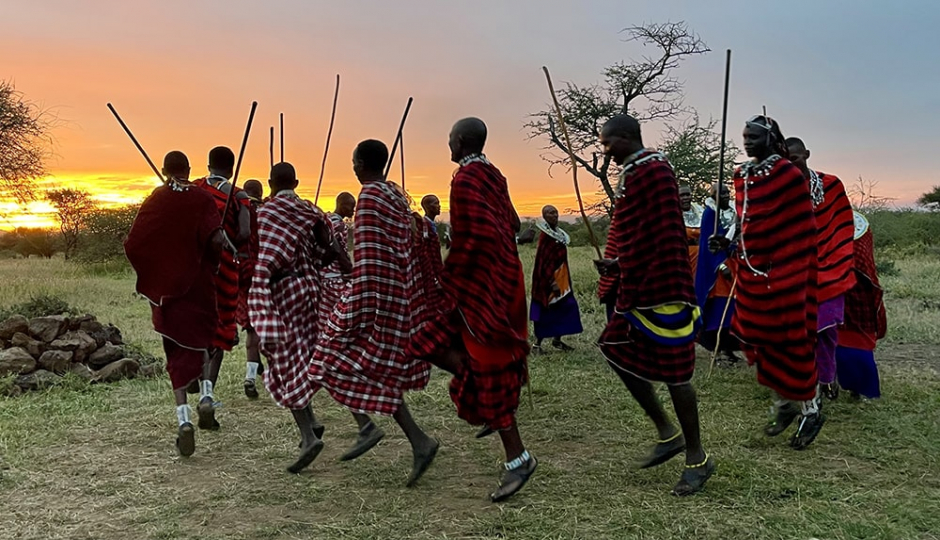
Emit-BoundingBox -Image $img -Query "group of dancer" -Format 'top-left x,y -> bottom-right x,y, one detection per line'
123,111 -> 887,501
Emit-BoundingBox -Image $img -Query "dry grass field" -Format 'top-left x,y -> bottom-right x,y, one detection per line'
1,248 -> 938,540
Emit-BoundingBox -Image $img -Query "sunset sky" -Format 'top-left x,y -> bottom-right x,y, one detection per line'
2,0 -> 938,229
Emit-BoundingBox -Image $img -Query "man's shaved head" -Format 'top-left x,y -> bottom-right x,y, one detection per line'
785,137 -> 807,152
162,151 -> 190,179
449,117 -> 488,163
599,114 -> 643,165
678,184 -> 692,195
785,136 -> 811,175
542,204 -> 559,228
335,191 -> 356,218
352,139 -> 389,180
422,194 -> 441,219
269,162 -> 298,192
208,146 -> 235,171
243,179 -> 263,199
678,184 -> 693,211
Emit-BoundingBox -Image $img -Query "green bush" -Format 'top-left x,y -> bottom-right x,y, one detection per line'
0,294 -> 80,320
866,210 -> 940,250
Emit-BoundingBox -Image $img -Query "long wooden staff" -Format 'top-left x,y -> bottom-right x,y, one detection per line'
708,276 -> 738,378
106,103 -> 165,184
384,97 -> 414,179
542,67 -> 602,259
279,112 -> 285,162
400,131 -> 406,190
269,126 -> 274,169
221,101 -> 258,222
314,74 -> 341,206
714,49 -> 731,237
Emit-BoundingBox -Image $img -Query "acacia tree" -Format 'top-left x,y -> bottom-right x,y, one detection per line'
46,188 -> 95,260
916,185 -> 940,210
0,81 -> 54,204
661,115 -> 739,203
526,21 -> 710,210
850,176 -> 895,213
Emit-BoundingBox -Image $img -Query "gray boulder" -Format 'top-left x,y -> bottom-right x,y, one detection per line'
15,369 -> 60,391
28,316 -> 69,343
52,331 -> 97,363
68,363 -> 94,381
0,347 -> 37,376
93,358 -> 139,383
38,350 -> 73,374
88,343 -> 124,369
0,315 -> 29,340
10,332 -> 43,358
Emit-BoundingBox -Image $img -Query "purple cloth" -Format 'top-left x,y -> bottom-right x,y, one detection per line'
702,297 -> 735,333
816,326 -> 839,384
531,294 -> 583,340
818,295 -> 845,331
836,346 -> 881,398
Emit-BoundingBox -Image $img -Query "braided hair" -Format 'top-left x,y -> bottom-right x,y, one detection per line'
745,115 -> 788,158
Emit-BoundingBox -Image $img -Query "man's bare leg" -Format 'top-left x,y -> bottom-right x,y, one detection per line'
490,421 -> 537,502
393,403 -> 439,487
611,367 -> 685,469
198,350 -> 221,431
668,383 -> 715,496
340,412 -> 385,461
174,386 -> 195,456
287,404 -> 325,473
243,328 -> 262,399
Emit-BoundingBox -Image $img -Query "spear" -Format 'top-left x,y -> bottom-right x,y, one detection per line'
279,112 -> 284,162
269,126 -> 274,169
221,101 -> 258,225
400,131 -> 406,190
714,50 -> 731,241
542,66 -> 602,259
384,97 -> 413,179
106,103 -> 165,184
314,74 -> 341,206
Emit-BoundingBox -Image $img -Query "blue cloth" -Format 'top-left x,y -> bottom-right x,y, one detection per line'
531,294 -> 583,339
702,297 -> 735,332
836,346 -> 881,399
695,205 -> 730,308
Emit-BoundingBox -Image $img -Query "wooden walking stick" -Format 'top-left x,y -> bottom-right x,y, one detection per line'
279,112 -> 284,162
542,66 -> 602,259
269,126 -> 274,169
384,97 -> 413,179
106,103 -> 165,184
221,101 -> 258,223
714,49 -> 731,238
400,131 -> 406,190
314,74 -> 340,206
708,277 -> 738,378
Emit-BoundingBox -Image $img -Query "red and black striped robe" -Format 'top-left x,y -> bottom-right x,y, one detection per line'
814,172 -> 856,303
409,158 -> 528,430
193,178 -> 250,351
732,156 -> 819,401
841,223 -> 887,349
597,151 -> 698,385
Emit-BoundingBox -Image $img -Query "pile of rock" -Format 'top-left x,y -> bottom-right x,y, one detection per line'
0,313 -> 156,396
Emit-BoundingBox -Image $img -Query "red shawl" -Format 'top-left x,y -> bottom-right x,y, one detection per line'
815,173 -> 856,301
440,161 -> 528,349
532,231 -> 568,307
125,184 -> 221,348
732,156 -> 818,346
125,184 -> 221,305
843,225 -> 887,342
193,177 -> 250,349
608,150 -> 695,312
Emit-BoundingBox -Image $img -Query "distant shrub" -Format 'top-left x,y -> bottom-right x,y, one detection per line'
75,205 -> 139,264
0,294 -> 79,320
866,210 -> 940,250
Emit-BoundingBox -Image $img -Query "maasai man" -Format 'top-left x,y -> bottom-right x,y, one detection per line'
240,179 -> 265,399
124,151 -> 223,456
529,205 -> 583,353
309,139 -> 439,487
192,146 -> 251,429
319,192 -> 355,324
836,212 -> 886,399
594,114 -> 713,496
410,117 -> 536,503
679,185 -> 704,276
695,183 -> 741,364
248,163 -> 337,473
787,137 -> 857,400
414,194 -> 446,327
709,116 -> 822,449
